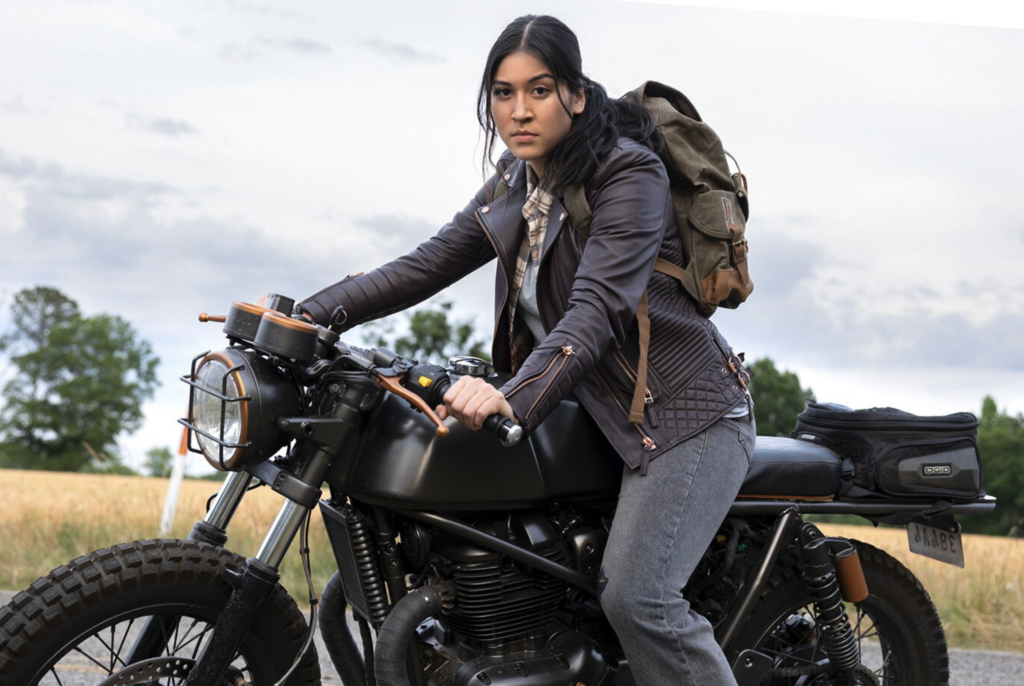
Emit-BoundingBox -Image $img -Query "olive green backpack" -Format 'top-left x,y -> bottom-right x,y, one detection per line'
566,80 -> 753,318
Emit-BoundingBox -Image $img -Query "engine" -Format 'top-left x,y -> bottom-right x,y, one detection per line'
407,512 -> 611,686
427,512 -> 571,644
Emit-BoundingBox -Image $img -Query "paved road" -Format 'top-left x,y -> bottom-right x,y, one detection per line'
3,589 -> 1021,685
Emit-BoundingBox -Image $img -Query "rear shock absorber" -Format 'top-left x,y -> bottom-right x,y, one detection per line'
799,525 -> 861,683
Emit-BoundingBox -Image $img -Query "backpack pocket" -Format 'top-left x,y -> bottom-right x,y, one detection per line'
683,190 -> 752,312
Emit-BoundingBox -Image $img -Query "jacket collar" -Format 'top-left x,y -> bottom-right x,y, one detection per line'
479,157 -> 570,275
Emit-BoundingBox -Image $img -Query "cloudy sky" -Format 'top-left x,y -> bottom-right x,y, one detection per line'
1,1 -> 1022,471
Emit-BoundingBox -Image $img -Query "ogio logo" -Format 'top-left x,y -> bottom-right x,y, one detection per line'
923,464 -> 952,477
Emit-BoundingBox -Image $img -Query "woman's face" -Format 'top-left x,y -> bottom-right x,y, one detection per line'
490,51 -> 585,180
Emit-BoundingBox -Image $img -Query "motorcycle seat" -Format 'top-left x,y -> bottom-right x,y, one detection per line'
738,436 -> 843,499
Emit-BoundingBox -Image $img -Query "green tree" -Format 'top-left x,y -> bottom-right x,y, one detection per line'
964,396 -> 1024,537
363,300 -> 489,364
145,446 -> 174,478
0,287 -> 160,471
748,357 -> 815,437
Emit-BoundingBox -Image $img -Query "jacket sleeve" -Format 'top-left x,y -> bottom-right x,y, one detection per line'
499,144 -> 670,430
299,177 -> 500,328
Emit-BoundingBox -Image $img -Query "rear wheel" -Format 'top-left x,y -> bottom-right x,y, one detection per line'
730,541 -> 948,685
0,539 -> 320,685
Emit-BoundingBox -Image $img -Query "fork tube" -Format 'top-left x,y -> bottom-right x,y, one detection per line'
187,470 -> 252,547
256,499 -> 310,569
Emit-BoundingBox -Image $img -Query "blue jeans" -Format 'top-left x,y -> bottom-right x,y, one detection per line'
599,416 -> 755,686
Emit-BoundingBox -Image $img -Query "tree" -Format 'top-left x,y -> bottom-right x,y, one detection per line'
963,396 -> 1024,537
145,446 -> 174,478
747,357 -> 815,437
0,287 -> 159,471
362,300 -> 490,364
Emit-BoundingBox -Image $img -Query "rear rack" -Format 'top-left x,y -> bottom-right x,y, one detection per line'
728,495 -> 996,517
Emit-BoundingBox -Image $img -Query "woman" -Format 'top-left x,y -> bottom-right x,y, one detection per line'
299,14 -> 754,686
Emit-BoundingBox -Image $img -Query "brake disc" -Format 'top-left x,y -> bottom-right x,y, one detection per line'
98,656 -> 194,685
96,656 -> 250,686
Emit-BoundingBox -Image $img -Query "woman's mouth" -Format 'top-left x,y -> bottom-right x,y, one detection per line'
512,131 -> 537,142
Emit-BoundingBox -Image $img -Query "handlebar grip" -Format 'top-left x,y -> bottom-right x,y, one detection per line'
483,414 -> 523,448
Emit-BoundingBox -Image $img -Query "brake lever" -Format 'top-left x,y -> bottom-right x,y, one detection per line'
375,372 -> 450,438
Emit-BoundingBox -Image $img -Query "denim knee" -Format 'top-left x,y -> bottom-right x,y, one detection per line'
598,565 -> 643,633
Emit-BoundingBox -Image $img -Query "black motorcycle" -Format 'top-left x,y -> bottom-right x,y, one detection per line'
0,296 -> 996,686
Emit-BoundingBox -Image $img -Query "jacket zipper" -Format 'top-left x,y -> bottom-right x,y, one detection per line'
595,369 -> 658,471
504,343 -> 577,421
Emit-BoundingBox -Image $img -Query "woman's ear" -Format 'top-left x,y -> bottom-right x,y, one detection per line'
573,88 -> 586,115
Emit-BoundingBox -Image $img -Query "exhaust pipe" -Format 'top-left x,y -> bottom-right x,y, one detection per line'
374,586 -> 447,686
318,573 -> 368,686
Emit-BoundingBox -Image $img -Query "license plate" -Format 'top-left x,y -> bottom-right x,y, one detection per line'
907,521 -> 965,568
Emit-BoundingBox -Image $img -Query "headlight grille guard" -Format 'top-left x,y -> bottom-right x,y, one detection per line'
178,350 -> 253,471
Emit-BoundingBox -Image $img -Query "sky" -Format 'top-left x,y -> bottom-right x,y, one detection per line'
1,1 -> 1022,473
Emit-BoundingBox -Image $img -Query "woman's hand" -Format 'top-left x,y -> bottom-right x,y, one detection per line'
437,375 -> 517,430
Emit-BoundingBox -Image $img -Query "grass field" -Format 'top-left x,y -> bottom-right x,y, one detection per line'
1,469 -> 1020,651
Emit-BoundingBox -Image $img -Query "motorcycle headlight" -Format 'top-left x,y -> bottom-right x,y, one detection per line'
185,348 -> 302,471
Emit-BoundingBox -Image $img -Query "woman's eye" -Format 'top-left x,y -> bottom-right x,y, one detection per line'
533,86 -> 550,96
493,88 -> 511,98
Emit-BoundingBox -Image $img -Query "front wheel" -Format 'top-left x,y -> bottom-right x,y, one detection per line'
730,540 -> 949,685
0,539 -> 321,685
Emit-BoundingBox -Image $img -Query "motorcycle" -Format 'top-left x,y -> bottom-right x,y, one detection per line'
0,295 -> 996,686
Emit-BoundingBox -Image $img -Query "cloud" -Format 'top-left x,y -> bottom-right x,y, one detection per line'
746,225 -> 824,298
353,214 -> 436,245
222,1 -> 301,19
257,37 -> 332,55
126,113 -> 200,137
219,43 -> 262,63
360,38 -> 443,63
0,97 -> 30,114
0,148 -> 338,333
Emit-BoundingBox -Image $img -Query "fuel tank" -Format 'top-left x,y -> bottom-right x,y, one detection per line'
332,374 -> 622,510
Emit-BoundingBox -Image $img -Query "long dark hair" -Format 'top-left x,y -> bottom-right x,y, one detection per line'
477,15 -> 661,193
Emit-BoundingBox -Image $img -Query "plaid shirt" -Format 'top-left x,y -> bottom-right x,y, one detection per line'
508,164 -> 555,371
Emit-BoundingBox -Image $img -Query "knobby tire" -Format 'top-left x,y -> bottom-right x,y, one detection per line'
0,538 -> 321,686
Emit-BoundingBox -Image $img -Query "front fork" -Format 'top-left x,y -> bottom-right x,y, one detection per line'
125,469 -> 255,665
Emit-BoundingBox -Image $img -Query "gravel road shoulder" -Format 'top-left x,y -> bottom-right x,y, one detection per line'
2,590 -> 1020,685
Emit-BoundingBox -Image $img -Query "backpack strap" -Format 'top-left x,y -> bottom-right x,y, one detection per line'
562,183 -> 592,239
629,292 -> 651,425
653,257 -> 687,283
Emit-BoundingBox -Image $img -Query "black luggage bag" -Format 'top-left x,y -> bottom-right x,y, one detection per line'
793,403 -> 983,499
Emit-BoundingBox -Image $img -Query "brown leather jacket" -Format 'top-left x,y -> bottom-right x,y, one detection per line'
300,139 -> 748,470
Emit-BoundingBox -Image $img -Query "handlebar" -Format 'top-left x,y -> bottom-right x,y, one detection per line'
400,362 -> 523,447
482,414 -> 524,447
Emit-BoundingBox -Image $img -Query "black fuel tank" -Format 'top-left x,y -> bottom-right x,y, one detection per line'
334,375 -> 622,510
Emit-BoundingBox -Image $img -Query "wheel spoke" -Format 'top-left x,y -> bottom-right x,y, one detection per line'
172,621 -> 214,657
71,644 -> 115,674
49,667 -> 65,686
114,617 -> 136,664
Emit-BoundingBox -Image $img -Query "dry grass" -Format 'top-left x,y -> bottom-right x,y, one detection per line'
0,469 -> 335,602
1,470 -> 1020,651
818,522 -> 1024,652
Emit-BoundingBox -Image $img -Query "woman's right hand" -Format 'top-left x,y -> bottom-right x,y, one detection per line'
438,375 -> 517,431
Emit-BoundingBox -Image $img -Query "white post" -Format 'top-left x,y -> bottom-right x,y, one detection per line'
158,428 -> 188,537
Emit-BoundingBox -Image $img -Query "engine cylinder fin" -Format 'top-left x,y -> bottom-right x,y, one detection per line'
443,544 -> 571,642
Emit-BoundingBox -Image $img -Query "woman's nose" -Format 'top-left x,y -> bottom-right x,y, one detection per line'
511,97 -> 531,121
